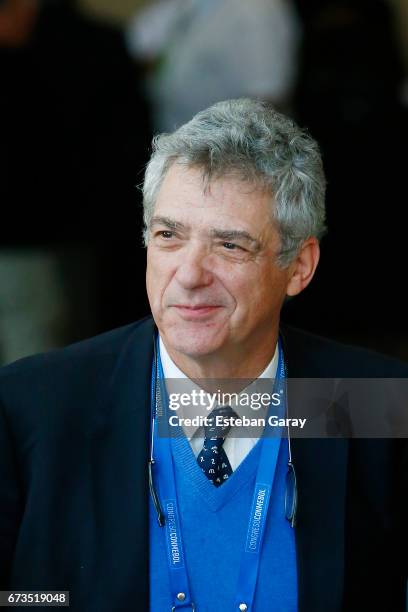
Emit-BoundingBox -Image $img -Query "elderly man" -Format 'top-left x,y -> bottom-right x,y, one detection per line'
0,99 -> 407,611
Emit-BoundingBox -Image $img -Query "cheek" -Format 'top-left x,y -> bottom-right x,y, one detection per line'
146,251 -> 177,309
229,267 -> 287,316
146,252 -> 165,304
214,265 -> 243,296
213,268 -> 258,317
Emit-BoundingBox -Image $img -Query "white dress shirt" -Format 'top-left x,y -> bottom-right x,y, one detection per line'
159,336 -> 278,471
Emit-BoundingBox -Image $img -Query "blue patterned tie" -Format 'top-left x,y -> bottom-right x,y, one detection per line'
197,405 -> 235,487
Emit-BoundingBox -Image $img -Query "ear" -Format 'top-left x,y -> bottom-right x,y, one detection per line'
286,237 -> 320,297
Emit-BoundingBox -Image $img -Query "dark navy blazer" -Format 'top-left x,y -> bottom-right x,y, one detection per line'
0,317 -> 407,611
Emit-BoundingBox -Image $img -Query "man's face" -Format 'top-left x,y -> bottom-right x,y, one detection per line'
146,164 -> 293,361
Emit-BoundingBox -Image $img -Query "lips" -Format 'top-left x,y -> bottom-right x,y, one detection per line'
172,304 -> 222,320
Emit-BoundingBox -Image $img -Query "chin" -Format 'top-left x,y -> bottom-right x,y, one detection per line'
163,324 -> 226,358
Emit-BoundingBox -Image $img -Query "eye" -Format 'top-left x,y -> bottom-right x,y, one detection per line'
157,230 -> 174,239
223,242 -> 241,250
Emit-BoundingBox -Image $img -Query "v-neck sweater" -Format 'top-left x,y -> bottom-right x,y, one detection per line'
149,431 -> 298,611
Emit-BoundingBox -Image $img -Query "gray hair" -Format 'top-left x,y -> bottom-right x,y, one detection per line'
142,98 -> 326,266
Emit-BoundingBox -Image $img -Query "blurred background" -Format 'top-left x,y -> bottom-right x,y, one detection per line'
1,0 -> 407,366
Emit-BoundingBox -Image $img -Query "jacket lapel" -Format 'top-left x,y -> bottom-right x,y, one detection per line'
291,437 -> 348,612
91,317 -> 155,609
281,324 -> 349,612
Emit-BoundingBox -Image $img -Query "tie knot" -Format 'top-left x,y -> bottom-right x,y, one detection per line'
203,405 -> 236,442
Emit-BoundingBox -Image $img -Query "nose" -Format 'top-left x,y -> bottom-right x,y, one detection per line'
174,242 -> 214,290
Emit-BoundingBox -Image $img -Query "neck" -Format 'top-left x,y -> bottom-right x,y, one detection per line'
161,328 -> 280,381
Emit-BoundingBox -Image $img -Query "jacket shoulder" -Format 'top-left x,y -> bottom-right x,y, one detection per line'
280,324 -> 408,377
0,317 -> 155,422
0,317 -> 153,380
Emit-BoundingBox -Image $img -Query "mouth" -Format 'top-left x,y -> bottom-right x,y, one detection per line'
172,304 -> 222,320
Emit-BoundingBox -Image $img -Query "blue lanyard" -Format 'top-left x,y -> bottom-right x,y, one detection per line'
152,357 -> 194,610
151,338 -> 287,611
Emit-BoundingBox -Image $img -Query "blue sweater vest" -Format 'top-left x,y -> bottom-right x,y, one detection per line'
150,434 -> 298,611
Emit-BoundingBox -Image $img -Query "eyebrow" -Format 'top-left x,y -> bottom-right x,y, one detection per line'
150,216 -> 186,232
209,228 -> 260,249
150,216 -> 260,249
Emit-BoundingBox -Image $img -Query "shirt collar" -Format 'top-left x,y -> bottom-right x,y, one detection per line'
159,336 -> 279,442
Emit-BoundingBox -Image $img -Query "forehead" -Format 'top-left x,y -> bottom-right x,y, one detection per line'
153,164 -> 273,231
